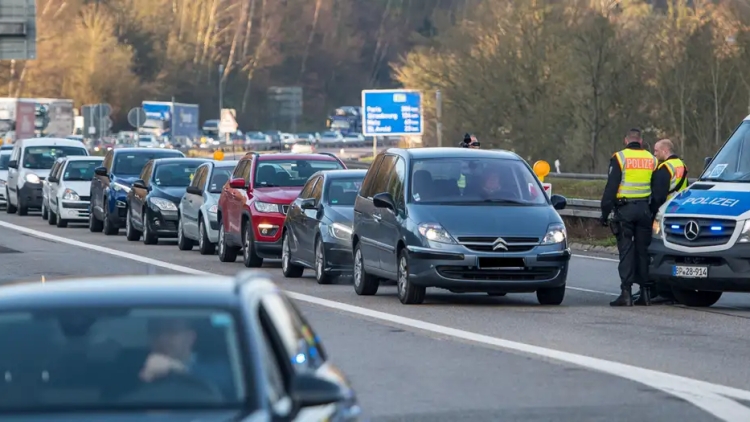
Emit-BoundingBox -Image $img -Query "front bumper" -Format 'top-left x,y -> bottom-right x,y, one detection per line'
18,182 -> 43,208
255,237 -> 283,258
59,201 -> 90,220
146,207 -> 179,237
0,183 -> 6,204
251,212 -> 285,257
205,213 -> 220,243
108,193 -> 129,225
324,241 -> 353,273
405,245 -> 570,293
649,238 -> 750,292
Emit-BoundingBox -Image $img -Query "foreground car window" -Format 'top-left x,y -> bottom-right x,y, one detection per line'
63,160 -> 101,181
113,153 -> 181,175
0,308 -> 248,411
327,178 -> 363,206
22,147 -> 87,170
208,168 -> 233,193
411,158 -> 547,205
256,159 -> 344,187
154,163 -> 201,187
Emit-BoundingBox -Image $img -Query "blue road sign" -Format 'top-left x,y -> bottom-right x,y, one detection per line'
361,89 -> 423,137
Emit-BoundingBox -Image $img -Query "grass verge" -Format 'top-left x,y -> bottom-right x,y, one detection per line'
546,177 -> 605,200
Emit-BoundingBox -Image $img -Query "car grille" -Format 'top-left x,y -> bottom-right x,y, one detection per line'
663,217 -> 736,247
78,195 -> 90,202
456,236 -> 539,253
281,205 -> 290,215
436,266 -> 559,281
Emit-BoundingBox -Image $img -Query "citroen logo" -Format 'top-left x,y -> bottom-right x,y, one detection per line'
492,237 -> 508,251
684,220 -> 700,241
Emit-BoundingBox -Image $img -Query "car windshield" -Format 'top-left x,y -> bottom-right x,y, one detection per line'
113,152 -> 183,176
702,121 -> 750,182
321,132 -> 339,138
22,146 -> 87,170
63,160 -> 101,181
330,120 -> 350,130
327,177 -> 363,206
410,157 -> 548,205
296,133 -> 312,139
208,168 -> 233,193
0,153 -> 9,170
246,133 -> 266,141
255,159 -> 344,187
153,162 -> 201,187
295,141 -> 311,146
0,307 -> 247,412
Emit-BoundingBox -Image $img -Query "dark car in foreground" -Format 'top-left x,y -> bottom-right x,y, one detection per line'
282,169 -> 366,283
351,148 -> 571,305
0,271 -> 361,421
125,158 -> 208,244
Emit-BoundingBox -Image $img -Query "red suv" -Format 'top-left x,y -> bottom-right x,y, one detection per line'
217,152 -> 347,266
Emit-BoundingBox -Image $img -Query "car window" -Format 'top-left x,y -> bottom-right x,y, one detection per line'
208,167 -> 232,193
113,152 -> 182,176
48,161 -> 62,179
189,166 -> 205,189
139,161 -> 153,184
310,177 -> 323,204
153,162 -> 201,188
298,176 -> 318,199
327,177 -> 364,206
64,160 -> 101,181
22,146 -> 87,170
370,155 -> 396,195
241,159 -> 253,182
0,307 -> 248,410
411,157 -> 548,205
0,152 -> 11,170
102,151 -> 114,171
255,159 -> 343,188
196,167 -> 209,191
359,154 -> 384,198
387,157 -> 406,210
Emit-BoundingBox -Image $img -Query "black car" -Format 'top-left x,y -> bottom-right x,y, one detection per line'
125,158 -> 208,244
0,271 -> 361,421
90,147 -> 185,235
281,170 -> 367,284
351,148 -> 570,305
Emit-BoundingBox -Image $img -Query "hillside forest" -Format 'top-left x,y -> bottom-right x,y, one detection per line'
2,0 -> 750,171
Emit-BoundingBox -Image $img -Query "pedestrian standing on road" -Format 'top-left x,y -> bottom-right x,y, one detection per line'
651,138 -> 688,210
600,128 -> 658,307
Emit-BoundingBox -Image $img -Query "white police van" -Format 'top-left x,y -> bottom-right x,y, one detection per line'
649,117 -> 750,307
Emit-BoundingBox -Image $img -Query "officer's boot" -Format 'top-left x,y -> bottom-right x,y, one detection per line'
610,287 -> 633,307
634,285 -> 651,306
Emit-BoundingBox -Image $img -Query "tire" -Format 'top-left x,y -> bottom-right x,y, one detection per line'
125,207 -> 141,241
5,188 -> 16,214
671,287 -> 722,307
314,237 -> 333,284
537,285 -> 566,305
281,230 -> 304,278
242,221 -> 263,268
48,209 -> 57,225
396,249 -> 425,304
142,211 -> 158,245
56,213 -> 68,228
177,217 -> 194,251
102,202 -> 118,235
17,194 -> 27,216
89,208 -> 104,232
353,243 -> 379,296
41,201 -> 48,220
198,219 -> 215,255
218,220 -> 238,262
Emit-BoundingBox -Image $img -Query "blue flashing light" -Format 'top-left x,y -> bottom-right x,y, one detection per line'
710,226 -> 722,231
294,353 -> 306,364
671,225 -> 680,229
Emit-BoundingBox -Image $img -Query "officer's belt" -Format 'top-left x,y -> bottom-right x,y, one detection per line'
615,198 -> 649,206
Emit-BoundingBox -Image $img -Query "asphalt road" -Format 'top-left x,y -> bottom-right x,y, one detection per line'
2,211 -> 750,421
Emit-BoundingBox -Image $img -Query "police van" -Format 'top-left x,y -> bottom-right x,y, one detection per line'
649,117 -> 750,307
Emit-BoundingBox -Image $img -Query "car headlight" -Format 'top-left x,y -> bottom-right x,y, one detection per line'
62,189 -> 80,201
738,220 -> 750,243
652,213 -> 663,239
541,223 -> 566,245
417,223 -> 456,244
208,204 -> 218,214
330,222 -> 352,240
24,173 -> 40,184
150,197 -> 177,211
112,182 -> 131,193
0,179 -> 5,187
254,201 -> 280,213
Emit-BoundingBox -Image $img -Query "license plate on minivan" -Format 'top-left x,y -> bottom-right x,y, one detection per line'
672,265 -> 708,278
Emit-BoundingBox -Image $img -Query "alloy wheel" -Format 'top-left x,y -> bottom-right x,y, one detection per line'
353,249 -> 362,288
316,241 -> 324,279
282,235 -> 290,272
199,221 -> 205,249
218,226 -> 225,255
398,255 -> 408,298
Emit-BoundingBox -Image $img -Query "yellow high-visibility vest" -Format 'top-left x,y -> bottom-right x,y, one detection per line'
659,157 -> 688,200
614,148 -> 657,198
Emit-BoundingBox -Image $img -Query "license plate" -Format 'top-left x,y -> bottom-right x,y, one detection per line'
672,265 -> 708,278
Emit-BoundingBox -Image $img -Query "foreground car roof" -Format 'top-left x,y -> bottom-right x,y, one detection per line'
325,169 -> 367,178
258,153 -> 338,161
401,147 -> 521,160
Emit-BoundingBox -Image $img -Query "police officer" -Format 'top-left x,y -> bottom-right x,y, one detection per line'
651,138 -> 688,210
460,133 -> 480,148
600,128 -> 658,307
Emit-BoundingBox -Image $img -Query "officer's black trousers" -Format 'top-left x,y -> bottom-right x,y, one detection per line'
614,201 -> 652,290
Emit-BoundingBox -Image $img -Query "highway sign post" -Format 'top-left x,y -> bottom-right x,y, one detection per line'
127,107 -> 146,130
219,108 -> 237,147
0,0 -> 37,60
361,89 -> 423,137
82,103 -> 113,140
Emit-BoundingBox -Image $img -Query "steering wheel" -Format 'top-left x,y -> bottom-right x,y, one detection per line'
120,372 -> 223,404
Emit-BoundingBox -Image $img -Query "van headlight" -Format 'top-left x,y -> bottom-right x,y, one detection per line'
24,173 -> 40,184
330,222 -> 352,240
652,213 -> 663,238
149,197 -> 177,211
738,220 -> 750,243
541,223 -> 566,245
418,223 -> 456,244
62,189 -> 80,201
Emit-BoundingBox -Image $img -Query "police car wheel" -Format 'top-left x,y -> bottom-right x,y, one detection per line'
671,288 -> 722,308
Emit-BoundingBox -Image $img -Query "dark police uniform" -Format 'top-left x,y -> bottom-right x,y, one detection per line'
651,155 -> 688,213
600,142 -> 658,306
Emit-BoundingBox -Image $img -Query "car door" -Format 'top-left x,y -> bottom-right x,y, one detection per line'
182,164 -> 207,238
6,143 -> 21,202
287,176 -> 318,261
300,176 -> 324,262
225,160 -> 250,237
44,160 -> 61,211
360,155 -> 396,273
355,155 -> 385,271
130,160 -> 153,229
377,157 -> 407,275
92,150 -> 113,219
48,160 -> 65,213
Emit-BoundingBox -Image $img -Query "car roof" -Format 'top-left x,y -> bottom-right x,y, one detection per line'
113,147 -> 184,155
17,138 -> 88,148
151,157 -> 209,165
211,160 -> 239,168
62,155 -> 103,162
256,153 -> 338,162
0,274 -> 275,310
324,169 -> 367,179
396,147 -> 521,160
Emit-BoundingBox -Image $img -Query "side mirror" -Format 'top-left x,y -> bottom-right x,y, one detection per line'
186,186 -> 202,195
290,372 -> 347,409
47,176 -> 58,183
7,160 -> 17,169
300,198 -> 317,210
704,156 -> 712,170
373,192 -> 395,210
229,177 -> 246,189
550,194 -> 567,210
94,166 -> 109,177
132,179 -> 147,189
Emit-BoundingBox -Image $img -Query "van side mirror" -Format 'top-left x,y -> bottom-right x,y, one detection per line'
94,166 -> 109,177
132,179 -> 147,189
7,160 -> 17,169
704,156 -> 712,170
550,194 -> 567,210
373,192 -> 395,210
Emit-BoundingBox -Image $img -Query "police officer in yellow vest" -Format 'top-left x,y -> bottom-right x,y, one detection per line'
600,128 -> 658,307
651,138 -> 688,209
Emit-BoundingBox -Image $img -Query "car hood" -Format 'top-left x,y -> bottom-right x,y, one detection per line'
253,186 -> 303,204
60,181 -> 92,196
152,186 -> 189,204
0,170 -> 7,181
413,204 -> 559,238
112,175 -> 140,186
1,410 -> 259,422
23,168 -> 52,179
329,205 -> 354,224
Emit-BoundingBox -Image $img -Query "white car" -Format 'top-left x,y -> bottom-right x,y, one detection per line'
280,133 -> 296,149
291,140 -> 315,154
43,155 -> 103,227
0,146 -> 12,206
318,131 -> 344,146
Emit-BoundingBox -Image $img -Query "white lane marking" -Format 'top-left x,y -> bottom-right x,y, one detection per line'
566,286 -> 618,296
574,254 -> 619,263
2,220 -> 750,421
